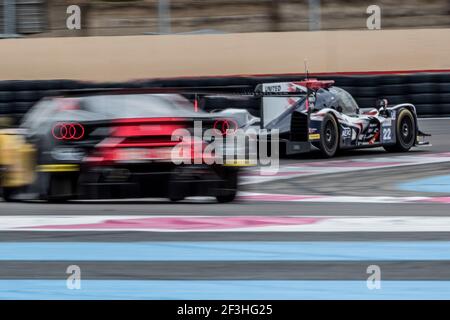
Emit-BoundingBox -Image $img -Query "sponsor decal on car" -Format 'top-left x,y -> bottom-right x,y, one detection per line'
263,85 -> 282,92
391,110 -> 397,120
382,127 -> 393,142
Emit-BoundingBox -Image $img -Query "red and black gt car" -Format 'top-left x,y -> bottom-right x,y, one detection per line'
0,91 -> 245,203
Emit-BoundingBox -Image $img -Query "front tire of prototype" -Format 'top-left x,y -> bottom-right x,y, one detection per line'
317,114 -> 339,158
384,109 -> 416,153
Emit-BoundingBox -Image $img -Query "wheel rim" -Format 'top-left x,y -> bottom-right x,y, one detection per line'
324,121 -> 336,150
400,115 -> 414,145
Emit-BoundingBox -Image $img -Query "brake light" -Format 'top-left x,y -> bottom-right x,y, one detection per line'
52,122 -> 85,140
113,124 -> 185,137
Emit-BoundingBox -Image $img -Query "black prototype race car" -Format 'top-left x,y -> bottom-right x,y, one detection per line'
200,78 -> 431,157
261,79 -> 430,157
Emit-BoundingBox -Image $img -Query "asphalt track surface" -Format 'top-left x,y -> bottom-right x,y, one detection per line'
1,119 -> 450,299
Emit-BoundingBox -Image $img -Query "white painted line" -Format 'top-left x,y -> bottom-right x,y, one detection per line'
267,216 -> 450,232
238,192 -> 447,204
419,117 -> 450,120
1,215 -> 450,232
241,152 -> 450,185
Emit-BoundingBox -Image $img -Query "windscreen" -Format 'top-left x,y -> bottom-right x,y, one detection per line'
82,94 -> 200,118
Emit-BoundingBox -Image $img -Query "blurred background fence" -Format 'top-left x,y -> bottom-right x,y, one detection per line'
2,0 -> 450,37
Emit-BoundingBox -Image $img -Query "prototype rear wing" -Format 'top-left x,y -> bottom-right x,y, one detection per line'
256,82 -> 308,127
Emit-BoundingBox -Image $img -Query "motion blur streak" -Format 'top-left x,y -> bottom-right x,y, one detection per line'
0,118 -> 449,299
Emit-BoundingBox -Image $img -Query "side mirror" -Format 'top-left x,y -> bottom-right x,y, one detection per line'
375,98 -> 388,110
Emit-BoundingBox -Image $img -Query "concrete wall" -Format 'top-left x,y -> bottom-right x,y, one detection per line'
1,29 -> 450,81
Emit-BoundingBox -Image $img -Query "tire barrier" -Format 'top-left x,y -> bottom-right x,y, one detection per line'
1,72 -> 450,123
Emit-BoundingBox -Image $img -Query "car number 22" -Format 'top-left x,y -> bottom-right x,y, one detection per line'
382,127 -> 392,142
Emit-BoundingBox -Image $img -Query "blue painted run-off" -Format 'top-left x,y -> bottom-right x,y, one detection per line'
1,241 -> 450,261
1,280 -> 450,300
398,175 -> 450,193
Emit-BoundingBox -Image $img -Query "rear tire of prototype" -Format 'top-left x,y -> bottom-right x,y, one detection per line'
317,114 -> 339,158
383,109 -> 416,153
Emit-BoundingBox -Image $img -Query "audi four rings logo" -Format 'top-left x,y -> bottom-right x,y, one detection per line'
52,123 -> 85,140
213,119 -> 238,135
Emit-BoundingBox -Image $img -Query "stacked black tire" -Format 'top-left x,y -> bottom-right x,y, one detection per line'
1,72 -> 450,122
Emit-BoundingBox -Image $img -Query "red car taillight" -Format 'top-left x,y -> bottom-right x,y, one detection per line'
112,118 -> 187,137
113,123 -> 186,137
52,122 -> 85,141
